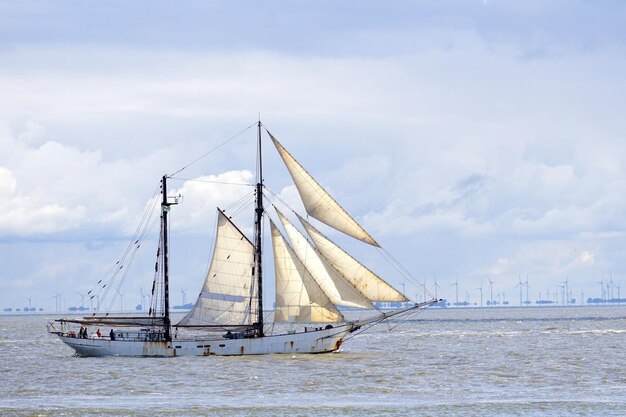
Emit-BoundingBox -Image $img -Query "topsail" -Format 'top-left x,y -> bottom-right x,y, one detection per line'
269,132 -> 379,247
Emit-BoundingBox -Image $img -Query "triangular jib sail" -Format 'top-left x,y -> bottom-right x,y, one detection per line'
298,214 -> 407,302
269,131 -> 379,247
178,209 -> 256,327
271,220 -> 343,323
275,208 -> 374,309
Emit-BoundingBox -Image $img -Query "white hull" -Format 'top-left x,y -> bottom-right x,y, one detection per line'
54,325 -> 355,357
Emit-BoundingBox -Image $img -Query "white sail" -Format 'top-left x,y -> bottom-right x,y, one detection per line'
271,221 -> 343,323
177,210 -> 255,326
275,209 -> 374,309
269,132 -> 379,247
298,214 -> 408,302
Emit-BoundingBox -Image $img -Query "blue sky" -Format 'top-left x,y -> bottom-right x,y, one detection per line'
1,1 -> 625,310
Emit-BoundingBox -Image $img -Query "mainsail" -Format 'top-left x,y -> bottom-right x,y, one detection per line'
271,221 -> 343,323
269,132 -> 379,247
275,209 -> 374,309
178,210 -> 256,326
298,214 -> 407,302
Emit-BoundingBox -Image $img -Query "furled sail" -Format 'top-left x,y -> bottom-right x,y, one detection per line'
269,132 -> 379,247
298,214 -> 408,302
275,209 -> 374,309
58,316 -> 166,327
177,210 -> 256,326
271,220 -> 343,323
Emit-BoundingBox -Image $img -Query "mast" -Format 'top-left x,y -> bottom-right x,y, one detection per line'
161,175 -> 171,341
254,120 -> 264,336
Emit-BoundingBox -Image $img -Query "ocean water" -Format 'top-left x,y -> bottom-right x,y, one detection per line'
1,306 -> 625,416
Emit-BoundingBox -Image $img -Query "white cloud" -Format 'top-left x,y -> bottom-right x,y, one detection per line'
0,164 -> 86,236
484,258 -> 513,277
272,184 -> 305,217
0,166 -> 17,195
168,171 -> 255,232
578,251 -> 595,265
0,123 -> 168,237
0,3 -> 625,306
17,120 -> 46,145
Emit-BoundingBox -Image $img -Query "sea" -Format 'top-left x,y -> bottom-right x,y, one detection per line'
1,306 -> 624,416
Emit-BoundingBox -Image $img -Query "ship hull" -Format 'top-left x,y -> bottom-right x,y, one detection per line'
54,325 -> 354,357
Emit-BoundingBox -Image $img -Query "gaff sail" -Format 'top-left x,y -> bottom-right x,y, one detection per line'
177,209 -> 256,327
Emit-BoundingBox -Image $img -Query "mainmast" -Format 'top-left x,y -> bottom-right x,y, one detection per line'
161,175 -> 171,341
254,120 -> 264,336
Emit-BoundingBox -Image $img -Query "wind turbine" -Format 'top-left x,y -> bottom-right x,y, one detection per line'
477,281 -> 484,307
515,276 -> 524,306
524,276 -> 530,305
488,278 -> 495,307
91,294 -> 100,312
139,287 -> 147,311
557,284 -> 565,305
181,288 -> 187,305
117,290 -> 125,311
597,279 -> 605,302
76,291 -> 85,309
433,277 -> 440,301
452,277 -> 459,305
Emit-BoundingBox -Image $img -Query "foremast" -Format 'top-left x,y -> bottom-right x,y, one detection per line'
253,120 -> 264,337
161,175 -> 172,341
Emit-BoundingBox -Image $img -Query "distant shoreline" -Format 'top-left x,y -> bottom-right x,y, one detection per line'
2,303 -> 625,318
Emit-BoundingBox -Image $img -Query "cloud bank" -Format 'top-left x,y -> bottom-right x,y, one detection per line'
1,1 -> 625,308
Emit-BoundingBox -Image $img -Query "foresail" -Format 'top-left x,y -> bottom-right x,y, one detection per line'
298,214 -> 408,302
177,210 -> 256,327
275,209 -> 374,309
269,132 -> 379,247
271,221 -> 343,323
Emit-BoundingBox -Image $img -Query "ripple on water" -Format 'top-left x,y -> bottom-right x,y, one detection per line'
1,307 -> 625,416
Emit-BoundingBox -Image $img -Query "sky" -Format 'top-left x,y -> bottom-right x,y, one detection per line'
1,0 -> 625,311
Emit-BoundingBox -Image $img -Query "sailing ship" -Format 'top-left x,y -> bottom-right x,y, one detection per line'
48,122 -> 437,356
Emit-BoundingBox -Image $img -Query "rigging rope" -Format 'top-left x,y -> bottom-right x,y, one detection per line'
376,247 -> 435,302
262,189 -> 385,315
169,122 -> 257,177
343,304 -> 430,342
168,176 -> 254,187
87,182 -> 161,315
263,185 -> 430,308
